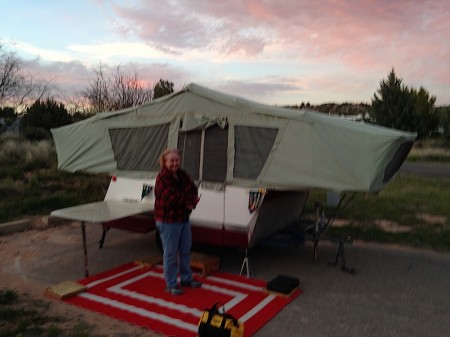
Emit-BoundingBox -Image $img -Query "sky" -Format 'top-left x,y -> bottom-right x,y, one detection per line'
1,0 -> 449,106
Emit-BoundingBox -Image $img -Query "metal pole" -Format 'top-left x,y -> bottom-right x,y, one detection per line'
81,221 -> 89,277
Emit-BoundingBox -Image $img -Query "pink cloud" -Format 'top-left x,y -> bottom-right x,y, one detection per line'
214,79 -> 301,99
108,0 -> 449,65
19,58 -> 192,102
11,0 -> 448,106
100,0 -> 449,104
111,0 -> 273,55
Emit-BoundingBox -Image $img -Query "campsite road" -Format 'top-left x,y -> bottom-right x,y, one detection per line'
1,223 -> 449,337
244,240 -> 450,337
399,161 -> 450,179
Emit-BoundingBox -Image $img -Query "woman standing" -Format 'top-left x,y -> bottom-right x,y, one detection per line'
154,149 -> 202,295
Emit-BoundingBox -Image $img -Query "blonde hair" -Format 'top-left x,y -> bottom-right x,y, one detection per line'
159,148 -> 180,169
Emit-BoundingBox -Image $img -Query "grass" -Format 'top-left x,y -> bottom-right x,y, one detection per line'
0,289 -> 102,337
408,147 -> 450,163
0,133 -> 109,223
298,137 -> 450,251
303,174 -> 450,251
408,137 -> 450,163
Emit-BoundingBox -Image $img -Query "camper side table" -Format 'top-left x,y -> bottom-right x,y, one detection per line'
51,200 -> 154,277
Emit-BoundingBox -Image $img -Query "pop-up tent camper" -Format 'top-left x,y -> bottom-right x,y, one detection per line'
51,83 -> 416,252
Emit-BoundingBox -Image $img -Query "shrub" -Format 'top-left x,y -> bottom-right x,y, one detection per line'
0,131 -> 21,143
0,138 -> 55,167
22,126 -> 52,141
20,98 -> 72,132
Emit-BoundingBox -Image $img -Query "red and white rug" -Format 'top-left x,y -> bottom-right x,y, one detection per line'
64,262 -> 301,337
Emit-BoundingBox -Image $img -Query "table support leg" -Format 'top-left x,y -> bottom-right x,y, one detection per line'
81,221 -> 89,277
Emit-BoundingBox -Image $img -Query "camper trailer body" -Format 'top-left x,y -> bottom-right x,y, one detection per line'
49,84 -> 416,277
101,176 -> 308,249
50,83 -> 416,251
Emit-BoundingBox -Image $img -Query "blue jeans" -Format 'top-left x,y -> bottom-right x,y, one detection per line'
156,221 -> 193,288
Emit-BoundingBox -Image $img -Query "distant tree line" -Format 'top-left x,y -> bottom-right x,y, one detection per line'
78,63 -> 174,114
1,41 -> 449,142
0,41 -> 175,138
285,102 -> 370,117
286,69 -> 448,140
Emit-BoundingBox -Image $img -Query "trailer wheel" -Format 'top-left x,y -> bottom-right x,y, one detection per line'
155,228 -> 163,253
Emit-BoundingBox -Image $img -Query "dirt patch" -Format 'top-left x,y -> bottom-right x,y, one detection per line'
374,219 -> 412,233
329,218 -> 350,227
0,225 -> 163,337
416,213 -> 447,225
330,218 -> 412,233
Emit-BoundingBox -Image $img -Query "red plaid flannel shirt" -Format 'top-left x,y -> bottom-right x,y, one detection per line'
154,167 -> 198,223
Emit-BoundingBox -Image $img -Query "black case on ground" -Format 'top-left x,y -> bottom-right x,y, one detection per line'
266,274 -> 299,294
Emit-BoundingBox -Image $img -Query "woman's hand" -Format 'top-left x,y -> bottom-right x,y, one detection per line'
187,194 -> 201,210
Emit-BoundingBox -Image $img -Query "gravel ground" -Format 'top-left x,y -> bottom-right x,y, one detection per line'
1,222 -> 450,337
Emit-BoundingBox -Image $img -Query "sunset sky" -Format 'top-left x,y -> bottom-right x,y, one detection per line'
1,0 -> 449,106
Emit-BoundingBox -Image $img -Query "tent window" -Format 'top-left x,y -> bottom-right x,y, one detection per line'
234,126 -> 278,179
177,125 -> 228,183
109,124 -> 169,171
177,132 -> 201,180
203,125 -> 228,182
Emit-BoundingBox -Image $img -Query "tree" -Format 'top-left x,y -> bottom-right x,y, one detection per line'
436,106 -> 450,141
367,68 -> 438,138
110,65 -> 153,110
21,98 -> 72,133
410,87 -> 439,138
444,106 -> 450,141
0,44 -> 22,105
0,106 -> 17,132
1,42 -> 53,107
81,63 -> 110,113
153,79 -> 174,99
81,63 -> 153,113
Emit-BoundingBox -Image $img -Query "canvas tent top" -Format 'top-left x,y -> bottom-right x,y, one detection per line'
51,83 -> 416,193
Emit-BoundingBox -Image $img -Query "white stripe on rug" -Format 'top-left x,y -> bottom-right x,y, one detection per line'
79,292 -> 198,333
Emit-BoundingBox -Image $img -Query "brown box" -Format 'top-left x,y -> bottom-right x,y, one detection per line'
190,251 -> 220,277
45,281 -> 87,300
